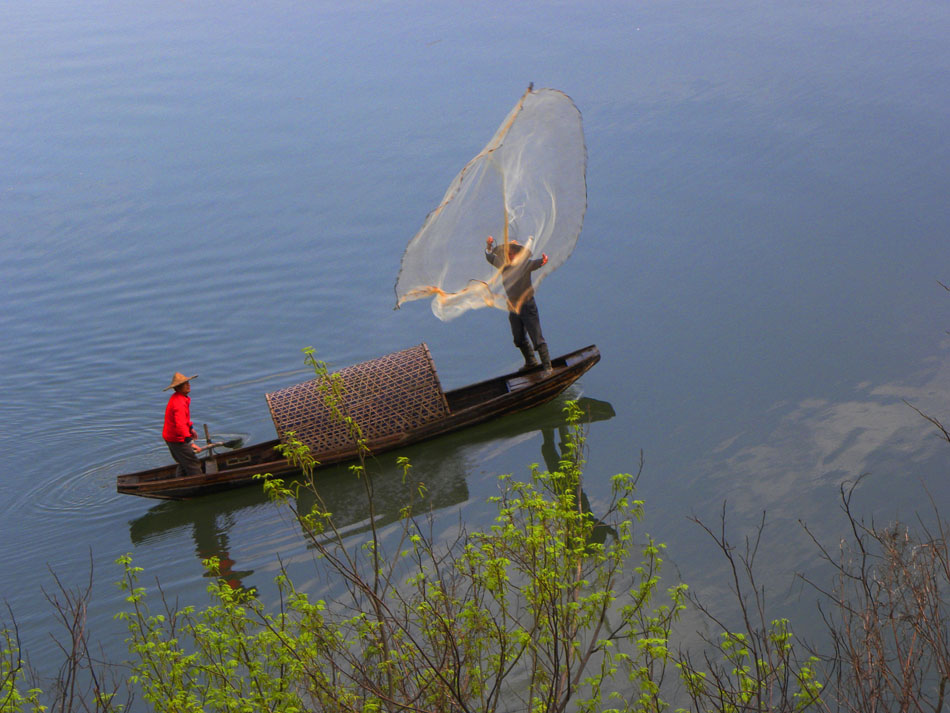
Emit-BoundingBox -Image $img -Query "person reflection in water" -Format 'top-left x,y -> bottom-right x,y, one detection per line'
541,425 -> 617,547
485,235 -> 552,373
192,511 -> 255,593
162,372 -> 203,477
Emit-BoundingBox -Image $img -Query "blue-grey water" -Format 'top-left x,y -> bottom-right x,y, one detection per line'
2,0 -> 949,699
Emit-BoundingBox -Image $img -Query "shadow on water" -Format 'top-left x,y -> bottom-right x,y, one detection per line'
540,420 -> 618,549
128,393 -> 616,585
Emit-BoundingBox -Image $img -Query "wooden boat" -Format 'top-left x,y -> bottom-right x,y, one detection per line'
116,343 -> 600,500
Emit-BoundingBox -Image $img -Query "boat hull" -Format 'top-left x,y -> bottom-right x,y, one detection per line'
116,344 -> 600,500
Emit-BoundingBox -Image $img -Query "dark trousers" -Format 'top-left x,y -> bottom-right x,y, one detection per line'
508,297 -> 545,351
166,440 -> 203,477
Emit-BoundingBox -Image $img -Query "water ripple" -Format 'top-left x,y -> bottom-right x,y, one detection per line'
9,416 -> 245,516
15,444 -> 166,517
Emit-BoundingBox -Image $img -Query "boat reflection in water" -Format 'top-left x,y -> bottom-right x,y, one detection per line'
128,394 -> 615,588
293,395 -> 616,542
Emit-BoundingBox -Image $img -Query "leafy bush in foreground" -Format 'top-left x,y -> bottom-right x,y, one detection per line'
117,398 -> 687,713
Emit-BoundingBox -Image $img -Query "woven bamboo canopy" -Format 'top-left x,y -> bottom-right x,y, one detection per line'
265,344 -> 449,454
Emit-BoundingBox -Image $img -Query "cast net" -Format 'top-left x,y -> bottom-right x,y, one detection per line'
394,86 -> 586,320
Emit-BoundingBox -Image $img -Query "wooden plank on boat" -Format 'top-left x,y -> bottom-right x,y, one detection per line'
506,374 -> 533,391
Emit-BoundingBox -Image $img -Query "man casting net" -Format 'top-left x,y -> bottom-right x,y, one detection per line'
394,86 -> 587,322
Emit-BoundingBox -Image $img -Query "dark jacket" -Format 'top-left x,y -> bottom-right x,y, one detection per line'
486,244 -> 544,308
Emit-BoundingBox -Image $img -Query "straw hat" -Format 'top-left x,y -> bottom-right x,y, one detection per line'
163,372 -> 198,391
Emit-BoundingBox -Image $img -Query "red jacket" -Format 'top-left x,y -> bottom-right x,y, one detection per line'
163,392 -> 194,442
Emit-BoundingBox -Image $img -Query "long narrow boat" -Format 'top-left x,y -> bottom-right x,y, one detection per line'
116,343 -> 600,500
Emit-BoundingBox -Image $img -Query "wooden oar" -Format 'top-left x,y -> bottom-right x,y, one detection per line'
196,437 -> 243,452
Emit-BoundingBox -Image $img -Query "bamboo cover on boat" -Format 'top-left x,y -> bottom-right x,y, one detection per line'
265,344 -> 450,454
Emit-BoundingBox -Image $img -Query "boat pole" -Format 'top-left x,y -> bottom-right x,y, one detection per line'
203,424 -> 218,473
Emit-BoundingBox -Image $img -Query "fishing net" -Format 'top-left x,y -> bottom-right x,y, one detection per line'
395,86 -> 587,321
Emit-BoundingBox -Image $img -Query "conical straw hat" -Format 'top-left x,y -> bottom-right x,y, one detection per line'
163,372 -> 198,391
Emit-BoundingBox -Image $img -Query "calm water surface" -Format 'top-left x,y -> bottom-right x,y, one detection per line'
2,0 -> 949,696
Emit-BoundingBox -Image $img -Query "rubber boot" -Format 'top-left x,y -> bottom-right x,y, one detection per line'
537,343 -> 552,374
519,344 -> 539,370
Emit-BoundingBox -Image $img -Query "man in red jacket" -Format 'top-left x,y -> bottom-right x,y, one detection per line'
163,372 -> 202,477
